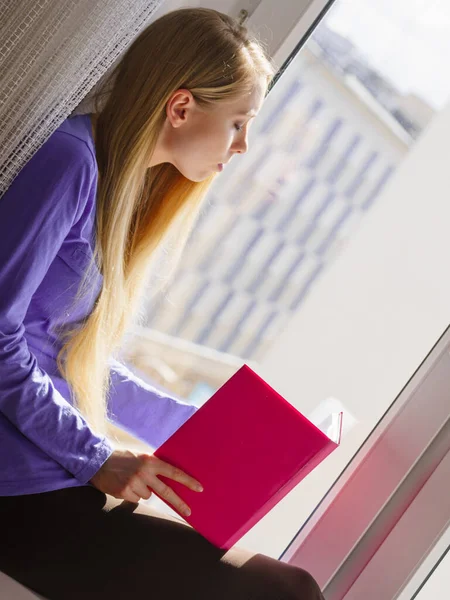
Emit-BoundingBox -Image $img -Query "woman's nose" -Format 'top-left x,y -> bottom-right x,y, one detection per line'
233,136 -> 249,155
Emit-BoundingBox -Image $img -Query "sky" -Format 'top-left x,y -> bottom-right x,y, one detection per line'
324,0 -> 450,110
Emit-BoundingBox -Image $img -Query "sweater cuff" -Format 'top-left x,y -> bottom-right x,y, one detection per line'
73,438 -> 115,485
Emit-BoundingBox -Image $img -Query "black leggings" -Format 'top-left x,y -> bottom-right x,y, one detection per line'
0,486 -> 325,599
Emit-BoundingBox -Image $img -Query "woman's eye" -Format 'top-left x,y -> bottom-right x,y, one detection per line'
234,124 -> 244,132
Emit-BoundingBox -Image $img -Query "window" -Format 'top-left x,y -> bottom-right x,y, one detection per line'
126,2 -> 450,588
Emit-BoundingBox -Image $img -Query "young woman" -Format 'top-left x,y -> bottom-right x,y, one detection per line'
0,8 -> 325,599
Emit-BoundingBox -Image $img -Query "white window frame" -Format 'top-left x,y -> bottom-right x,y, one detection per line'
246,0 -> 336,71
276,325 -> 450,598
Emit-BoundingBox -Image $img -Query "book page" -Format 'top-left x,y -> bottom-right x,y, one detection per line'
310,412 -> 343,443
308,396 -> 358,442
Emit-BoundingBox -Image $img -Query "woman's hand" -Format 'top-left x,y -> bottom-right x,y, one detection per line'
89,449 -> 203,516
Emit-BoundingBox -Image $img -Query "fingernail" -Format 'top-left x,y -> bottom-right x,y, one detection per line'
196,484 -> 204,492
184,507 -> 191,516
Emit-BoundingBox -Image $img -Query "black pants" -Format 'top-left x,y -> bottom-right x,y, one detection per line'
0,486 -> 325,599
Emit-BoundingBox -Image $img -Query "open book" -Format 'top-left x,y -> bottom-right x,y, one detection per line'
153,364 -> 342,550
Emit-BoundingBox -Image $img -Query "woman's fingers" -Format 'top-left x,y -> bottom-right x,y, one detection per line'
131,478 -> 153,501
151,478 -> 192,516
137,454 -> 203,515
134,473 -> 191,516
122,488 -> 142,503
155,459 -> 203,492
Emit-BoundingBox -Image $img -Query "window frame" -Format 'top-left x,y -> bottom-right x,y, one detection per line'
246,0 -> 337,79
279,324 -> 450,598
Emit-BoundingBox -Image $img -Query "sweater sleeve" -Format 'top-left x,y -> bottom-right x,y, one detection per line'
107,358 -> 198,450
0,131 -> 114,484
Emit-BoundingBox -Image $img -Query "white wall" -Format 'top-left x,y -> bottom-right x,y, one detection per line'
238,101 -> 450,557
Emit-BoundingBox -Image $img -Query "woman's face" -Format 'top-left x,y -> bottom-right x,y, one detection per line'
153,77 -> 267,182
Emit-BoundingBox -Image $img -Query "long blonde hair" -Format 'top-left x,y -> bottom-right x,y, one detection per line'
56,8 -> 276,437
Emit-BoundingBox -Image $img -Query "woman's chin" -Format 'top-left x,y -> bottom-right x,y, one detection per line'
180,167 -> 216,183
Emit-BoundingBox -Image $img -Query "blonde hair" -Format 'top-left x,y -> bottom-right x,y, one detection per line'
56,8 -> 276,437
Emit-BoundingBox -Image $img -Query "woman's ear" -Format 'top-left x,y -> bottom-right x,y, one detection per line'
166,88 -> 195,128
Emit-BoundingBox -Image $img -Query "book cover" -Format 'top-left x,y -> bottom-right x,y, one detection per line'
153,364 -> 342,550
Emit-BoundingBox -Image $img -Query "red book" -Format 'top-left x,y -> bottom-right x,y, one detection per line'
153,364 -> 342,550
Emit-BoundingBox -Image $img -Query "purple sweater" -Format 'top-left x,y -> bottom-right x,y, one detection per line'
0,114 -> 197,496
